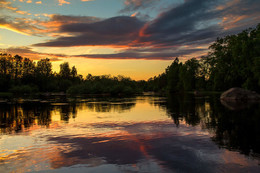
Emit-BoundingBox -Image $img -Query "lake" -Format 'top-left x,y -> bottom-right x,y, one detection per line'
0,95 -> 259,173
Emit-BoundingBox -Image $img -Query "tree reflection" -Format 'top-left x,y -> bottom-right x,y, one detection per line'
0,103 -> 52,133
1,95 -> 259,160
84,102 -> 135,113
155,94 -> 260,158
152,94 -> 202,126
209,101 -> 260,156
0,98 -> 136,133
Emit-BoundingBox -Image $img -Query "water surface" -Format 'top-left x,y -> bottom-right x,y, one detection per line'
0,95 -> 259,172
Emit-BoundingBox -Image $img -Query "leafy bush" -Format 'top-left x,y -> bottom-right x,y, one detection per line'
67,81 -> 139,96
9,85 -> 39,94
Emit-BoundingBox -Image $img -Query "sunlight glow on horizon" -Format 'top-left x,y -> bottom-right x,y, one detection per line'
51,58 -> 173,80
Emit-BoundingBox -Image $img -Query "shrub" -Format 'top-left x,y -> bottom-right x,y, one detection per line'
9,85 -> 39,95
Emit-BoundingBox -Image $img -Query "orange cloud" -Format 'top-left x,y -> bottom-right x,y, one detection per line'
16,10 -> 31,15
0,0 -> 17,11
131,12 -> 138,17
221,15 -> 249,30
5,6 -> 18,11
58,0 -> 70,6
3,46 -> 65,61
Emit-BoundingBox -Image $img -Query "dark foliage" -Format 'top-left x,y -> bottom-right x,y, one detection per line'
0,55 -> 141,95
67,74 -> 142,96
147,24 -> 260,93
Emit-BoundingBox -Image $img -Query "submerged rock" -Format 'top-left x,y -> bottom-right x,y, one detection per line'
220,88 -> 260,101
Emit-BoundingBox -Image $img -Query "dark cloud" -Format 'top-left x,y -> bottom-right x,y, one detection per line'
0,17 -> 9,25
139,0 -> 260,47
147,25 -> 223,47
34,16 -> 144,47
73,47 -> 205,60
142,0 -> 217,35
138,0 -> 222,46
120,0 -> 160,13
60,16 -> 143,35
2,46 -> 66,61
32,0 -> 260,60
3,46 -> 37,54
49,14 -> 101,24
3,46 -> 205,61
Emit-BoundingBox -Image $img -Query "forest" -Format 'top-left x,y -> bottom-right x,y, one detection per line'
0,56 -> 143,95
148,24 -> 260,93
0,24 -> 259,95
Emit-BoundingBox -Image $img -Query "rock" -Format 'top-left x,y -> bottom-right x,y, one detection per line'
220,88 -> 260,101
220,99 -> 254,110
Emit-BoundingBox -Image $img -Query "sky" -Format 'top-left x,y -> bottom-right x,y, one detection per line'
0,0 -> 259,80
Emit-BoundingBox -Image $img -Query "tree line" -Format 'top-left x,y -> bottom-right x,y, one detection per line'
0,24 -> 259,95
147,24 -> 260,93
0,55 -> 142,95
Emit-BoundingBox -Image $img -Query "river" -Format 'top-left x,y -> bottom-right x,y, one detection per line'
0,95 -> 259,172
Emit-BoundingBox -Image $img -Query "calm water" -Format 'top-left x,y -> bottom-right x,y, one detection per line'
0,95 -> 259,173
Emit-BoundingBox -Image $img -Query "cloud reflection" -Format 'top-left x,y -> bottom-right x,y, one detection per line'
0,96 -> 259,172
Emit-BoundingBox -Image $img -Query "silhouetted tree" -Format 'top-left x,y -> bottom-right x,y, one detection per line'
59,62 -> 71,79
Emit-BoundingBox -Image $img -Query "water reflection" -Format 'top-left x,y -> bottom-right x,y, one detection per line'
0,98 -> 136,133
0,103 -> 52,133
152,94 -> 260,158
0,95 -> 259,172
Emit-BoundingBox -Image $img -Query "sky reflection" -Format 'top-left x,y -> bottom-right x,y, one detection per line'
0,96 -> 259,172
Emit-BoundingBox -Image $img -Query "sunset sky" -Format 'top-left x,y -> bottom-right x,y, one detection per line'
0,0 -> 259,80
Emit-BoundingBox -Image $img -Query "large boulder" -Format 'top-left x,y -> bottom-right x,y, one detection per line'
220,99 -> 254,110
220,88 -> 260,101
